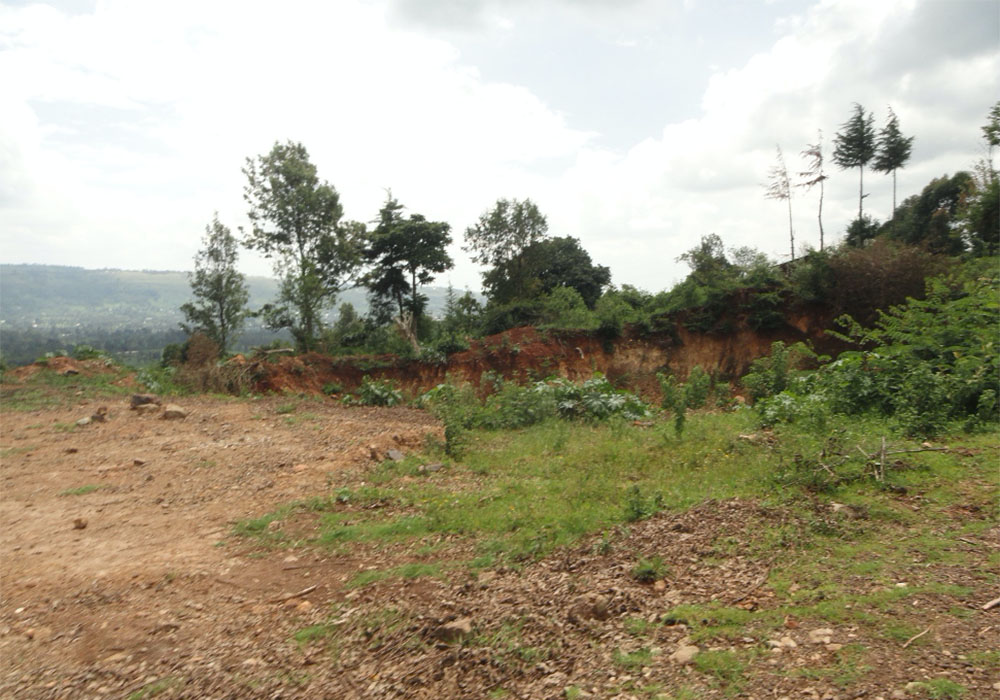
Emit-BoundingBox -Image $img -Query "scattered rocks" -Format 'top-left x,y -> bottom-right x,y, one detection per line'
161,405 -> 188,420
434,617 -> 473,643
130,394 -> 161,409
669,644 -> 700,664
72,518 -> 87,530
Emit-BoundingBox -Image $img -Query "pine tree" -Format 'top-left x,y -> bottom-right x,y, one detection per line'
797,131 -> 828,251
873,106 -> 914,220
833,103 -> 877,220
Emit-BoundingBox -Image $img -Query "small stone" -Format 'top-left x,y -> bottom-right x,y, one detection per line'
135,404 -> 160,415
418,462 -> 443,473
891,690 -> 906,699
296,600 -> 313,613
65,447 -> 79,454
434,617 -> 473,643
76,417 -> 92,427
895,582 -> 908,588
653,580 -> 667,592
386,449 -> 405,461
161,405 -> 187,420
61,368 -> 79,376
905,682 -> 923,692
292,464 -> 309,473
133,459 -> 146,466
669,644 -> 700,664
73,518 -> 87,530
130,394 -> 161,409
91,407 -> 108,423
826,643 -> 843,651
808,628 -> 834,644
780,636 -> 798,648
992,681 -> 1000,691
568,593 -> 610,622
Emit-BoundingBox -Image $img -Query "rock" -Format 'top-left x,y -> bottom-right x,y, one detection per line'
418,462 -> 444,473
890,690 -> 907,699
434,617 -> 473,643
133,459 -> 146,466
73,518 -> 87,530
568,593 -> 610,623
292,464 -> 309,473
76,417 -> 91,427
387,449 -> 405,461
91,407 -> 108,423
669,644 -> 700,664
135,404 -> 161,415
780,636 -> 798,648
808,627 -> 834,644
61,368 -> 79,376
130,394 -> 161,409
296,600 -> 313,613
905,682 -> 924,692
65,447 -> 79,454
161,405 -> 188,420
653,580 -> 667,592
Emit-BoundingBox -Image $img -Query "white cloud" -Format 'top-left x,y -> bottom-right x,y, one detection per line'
0,0 -> 995,296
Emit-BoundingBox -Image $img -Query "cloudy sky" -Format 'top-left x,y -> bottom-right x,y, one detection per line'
1,0 -> 997,293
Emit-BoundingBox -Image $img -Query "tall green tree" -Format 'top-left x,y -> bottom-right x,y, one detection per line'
960,101 -> 1000,255
982,100 -> 1000,173
873,106 -> 914,220
833,103 -> 877,220
797,131 -> 828,250
883,172 -> 971,254
180,214 -> 249,354
483,236 -> 610,308
464,198 -> 548,302
242,141 -> 360,352
363,194 -> 453,347
764,145 -> 795,259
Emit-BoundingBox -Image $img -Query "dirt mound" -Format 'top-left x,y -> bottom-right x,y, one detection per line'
7,356 -> 117,381
247,309 -> 841,401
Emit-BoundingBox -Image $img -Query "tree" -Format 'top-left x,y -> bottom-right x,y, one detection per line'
464,198 -> 548,301
982,100 -> 1000,173
363,193 -> 453,349
883,172 -> 971,254
763,145 -> 795,259
833,103 -> 877,220
483,236 -> 611,308
180,214 -> 249,354
873,106 -> 914,221
242,141 -> 360,352
797,131 -> 828,250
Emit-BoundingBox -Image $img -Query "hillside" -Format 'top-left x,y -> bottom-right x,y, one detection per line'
0,265 -> 468,365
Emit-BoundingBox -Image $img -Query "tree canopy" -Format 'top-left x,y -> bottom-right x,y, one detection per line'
179,214 -> 249,353
242,140 -> 360,351
873,106 -> 914,218
833,103 -> 877,220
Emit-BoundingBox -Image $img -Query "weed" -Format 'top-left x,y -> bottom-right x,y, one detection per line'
613,646 -> 653,670
58,484 -> 101,496
631,556 -> 666,583
623,485 -> 664,522
275,403 -> 297,415
693,649 -> 747,689
126,677 -> 180,700
907,679 -> 967,699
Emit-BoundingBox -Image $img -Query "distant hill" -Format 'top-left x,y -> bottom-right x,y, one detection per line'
0,264 -> 474,366
0,264 -> 467,328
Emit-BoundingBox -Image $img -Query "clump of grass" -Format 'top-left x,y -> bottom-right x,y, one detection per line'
630,555 -> 666,583
59,484 -> 101,496
612,646 -> 653,670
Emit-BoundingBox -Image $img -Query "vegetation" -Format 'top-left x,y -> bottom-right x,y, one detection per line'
243,140 -> 362,352
833,103 -> 877,220
180,214 -> 250,354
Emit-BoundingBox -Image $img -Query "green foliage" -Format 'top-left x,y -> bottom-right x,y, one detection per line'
873,106 -> 914,216
683,366 -> 712,409
362,193 -> 453,339
356,377 -> 403,407
630,555 -> 666,583
623,484 -> 664,522
538,286 -> 598,330
485,236 -> 611,309
748,270 -> 999,437
833,103 -> 877,218
243,140 -> 361,351
845,214 -> 881,248
465,198 -> 548,303
180,214 -> 250,353
882,172 -> 972,254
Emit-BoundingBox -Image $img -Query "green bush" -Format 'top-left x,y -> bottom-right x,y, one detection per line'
357,377 -> 403,407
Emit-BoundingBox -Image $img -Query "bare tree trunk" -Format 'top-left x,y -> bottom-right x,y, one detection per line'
786,197 -> 795,260
394,314 -> 421,354
858,166 -> 864,220
818,179 -> 825,251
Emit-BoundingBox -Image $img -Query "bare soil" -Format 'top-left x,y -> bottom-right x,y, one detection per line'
1,383 -> 997,699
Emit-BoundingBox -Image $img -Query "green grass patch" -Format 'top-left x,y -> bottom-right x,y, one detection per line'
613,646 -> 653,670
126,677 -> 180,700
58,484 -> 101,496
348,562 -> 444,588
692,649 -> 749,693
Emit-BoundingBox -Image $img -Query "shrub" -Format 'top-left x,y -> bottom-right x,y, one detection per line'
631,555 -> 666,583
357,377 -> 403,407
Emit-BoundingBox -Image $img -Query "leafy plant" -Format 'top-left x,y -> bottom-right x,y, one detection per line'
357,377 -> 403,407
631,555 -> 666,583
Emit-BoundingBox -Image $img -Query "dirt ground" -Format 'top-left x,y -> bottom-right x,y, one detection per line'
1,382 -> 998,699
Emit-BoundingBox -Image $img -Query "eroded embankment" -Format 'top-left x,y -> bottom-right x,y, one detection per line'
249,303 -> 843,399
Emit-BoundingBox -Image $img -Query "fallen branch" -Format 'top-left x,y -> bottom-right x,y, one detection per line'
902,626 -> 931,648
269,584 -> 318,603
982,596 -> 1000,611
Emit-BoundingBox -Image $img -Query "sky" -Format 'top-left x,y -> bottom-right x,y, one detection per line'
1,0 -> 997,295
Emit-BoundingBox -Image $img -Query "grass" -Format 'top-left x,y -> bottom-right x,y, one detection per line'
1,366 -> 135,411
58,484 -> 101,496
126,677 -> 180,700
